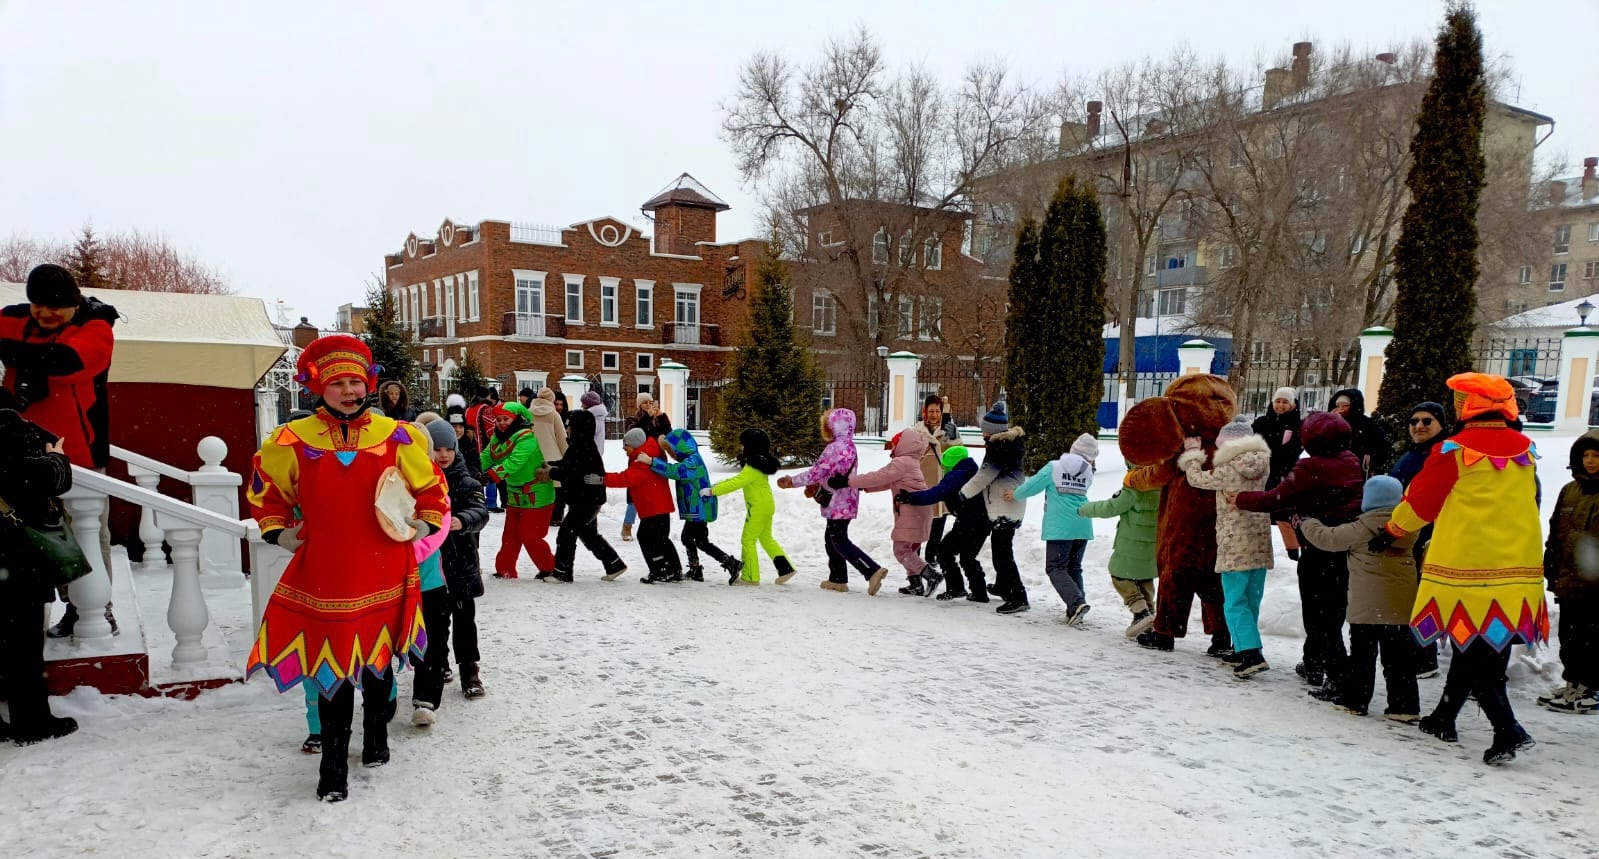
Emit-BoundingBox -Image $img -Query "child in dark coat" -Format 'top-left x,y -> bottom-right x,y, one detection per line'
899,446 -> 982,602
548,409 -> 627,583
1540,428 -> 1599,714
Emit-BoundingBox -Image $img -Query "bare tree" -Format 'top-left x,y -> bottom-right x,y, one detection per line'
0,234 -> 59,283
0,229 -> 230,294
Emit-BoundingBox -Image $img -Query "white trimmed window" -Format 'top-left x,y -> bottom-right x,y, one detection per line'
898,233 -> 914,267
1586,261 -> 1598,280
1589,222 -> 1599,243
602,351 -> 619,371
674,284 -> 702,328
818,230 -> 834,246
1555,224 -> 1572,254
468,272 -> 480,320
636,352 -> 654,371
392,289 -> 403,325
1158,287 -> 1187,316
867,294 -> 879,336
872,229 -> 889,265
564,275 -> 584,323
897,295 -> 914,339
924,238 -> 942,270
919,296 -> 942,340
1551,263 -> 1568,291
444,276 -> 456,322
1518,266 -> 1533,285
599,277 -> 619,326
433,280 -> 443,319
812,291 -> 836,336
636,376 -> 654,396
565,349 -> 584,369
1144,255 -> 1158,277
635,280 -> 654,327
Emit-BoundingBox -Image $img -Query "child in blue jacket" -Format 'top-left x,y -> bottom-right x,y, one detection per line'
1009,434 -> 1098,625
650,429 -> 741,582
898,446 -> 983,601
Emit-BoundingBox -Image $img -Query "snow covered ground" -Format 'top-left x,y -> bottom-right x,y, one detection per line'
4,433 -> 1597,858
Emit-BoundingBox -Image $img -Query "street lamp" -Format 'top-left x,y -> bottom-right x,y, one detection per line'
1579,298 -> 1594,327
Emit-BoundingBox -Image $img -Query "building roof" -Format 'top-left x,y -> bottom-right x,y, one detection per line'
641,173 -> 730,213
1493,294 -> 1599,331
1550,175 -> 1599,210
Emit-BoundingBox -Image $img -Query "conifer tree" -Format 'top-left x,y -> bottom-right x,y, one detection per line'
710,241 -> 826,465
450,352 -> 490,399
1375,4 -> 1486,434
65,224 -> 106,291
361,284 -> 419,389
1004,175 -> 1108,472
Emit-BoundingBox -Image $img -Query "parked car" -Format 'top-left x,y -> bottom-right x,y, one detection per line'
1524,384 -> 1599,425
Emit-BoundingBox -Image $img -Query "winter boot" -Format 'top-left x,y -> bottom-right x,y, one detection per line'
773,556 -> 798,585
317,731 -> 351,801
935,577 -> 968,601
820,580 -> 849,593
1295,662 -> 1326,687
533,571 -> 553,582
965,580 -> 990,604
1135,630 -> 1175,652
600,561 -> 626,582
411,703 -> 437,728
553,570 -> 575,583
866,568 -> 889,596
1206,631 -> 1234,658
920,563 -> 943,598
361,706 -> 390,768
640,567 -> 674,584
12,715 -> 79,746
898,575 -> 926,597
1125,609 -> 1154,638
46,604 -> 77,639
996,598 -> 1030,616
1221,650 -> 1247,664
301,733 -> 322,754
1232,649 -> 1270,678
461,664 -> 486,699
1536,682 -> 1591,714
724,557 -> 744,586
1482,725 -> 1535,765
686,565 -> 706,583
1417,714 -> 1459,743
442,666 -> 454,684
1384,711 -> 1421,724
1065,604 -> 1091,627
621,523 -> 634,542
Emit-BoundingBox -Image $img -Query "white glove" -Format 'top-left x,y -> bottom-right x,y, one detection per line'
700,487 -> 713,497
407,519 -> 432,542
275,523 -> 305,553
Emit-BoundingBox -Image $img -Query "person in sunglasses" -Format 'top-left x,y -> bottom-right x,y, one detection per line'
1389,401 -> 1448,679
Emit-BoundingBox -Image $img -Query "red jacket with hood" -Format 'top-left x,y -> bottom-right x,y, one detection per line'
604,435 -> 674,518
0,298 -> 117,468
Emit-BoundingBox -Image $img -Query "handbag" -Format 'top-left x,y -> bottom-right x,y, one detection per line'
0,495 -> 93,585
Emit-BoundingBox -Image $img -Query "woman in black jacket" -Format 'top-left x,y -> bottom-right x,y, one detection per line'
1329,388 -> 1389,477
0,409 -> 80,744
1252,387 -> 1304,559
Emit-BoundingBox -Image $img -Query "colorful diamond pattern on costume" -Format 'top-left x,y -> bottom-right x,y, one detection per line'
334,451 -> 358,466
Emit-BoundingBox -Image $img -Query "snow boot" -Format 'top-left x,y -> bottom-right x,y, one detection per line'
12,715 -> 78,746
621,523 -> 633,542
640,568 -> 674,584
820,580 -> 849,593
461,664 -> 486,699
600,561 -> 626,582
921,563 -> 943,598
686,565 -> 706,583
996,598 -> 1030,615
1384,711 -> 1420,724
552,570 -> 575,583
442,666 -> 454,684
533,571 -> 553,582
866,567 -> 889,596
965,590 -> 990,604
1536,683 -> 1595,714
1295,662 -> 1326,688
773,556 -> 798,585
317,731 -> 351,802
724,558 -> 744,586
1065,604 -> 1091,627
1418,714 -> 1459,743
46,604 -> 77,639
1206,632 -> 1234,658
361,706 -> 390,768
1482,725 -> 1535,765
411,703 -> 437,728
1125,609 -> 1154,638
301,733 -> 322,754
898,575 -> 926,597
1232,649 -> 1270,678
1135,630 -> 1175,652
1221,650 -> 1247,665
1308,685 -> 1341,702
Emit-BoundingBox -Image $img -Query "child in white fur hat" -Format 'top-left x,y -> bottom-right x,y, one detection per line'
1009,433 -> 1101,626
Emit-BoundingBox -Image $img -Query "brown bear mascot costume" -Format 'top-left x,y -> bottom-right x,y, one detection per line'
1120,374 -> 1237,654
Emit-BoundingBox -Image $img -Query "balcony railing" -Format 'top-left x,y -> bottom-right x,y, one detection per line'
419,316 -> 444,340
500,312 -> 566,340
509,223 -> 564,245
1156,265 -> 1208,288
662,322 -> 720,346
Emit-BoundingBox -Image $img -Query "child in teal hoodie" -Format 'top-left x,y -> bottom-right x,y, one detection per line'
1010,433 -> 1099,625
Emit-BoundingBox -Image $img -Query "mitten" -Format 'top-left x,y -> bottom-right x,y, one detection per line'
1367,531 -> 1398,553
826,473 -> 850,490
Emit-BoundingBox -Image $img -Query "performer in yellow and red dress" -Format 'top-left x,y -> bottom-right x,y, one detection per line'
1378,372 -> 1548,766
246,335 -> 448,801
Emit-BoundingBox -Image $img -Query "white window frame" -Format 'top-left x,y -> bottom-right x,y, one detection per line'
1518,266 -> 1533,285
1550,263 -> 1567,292
433,280 -> 443,320
1218,245 -> 1239,268
924,238 -> 942,270
1586,261 -> 1599,280
919,296 -> 942,340
1349,235 -> 1365,256
867,294 -> 880,336
1157,287 -> 1187,317
818,230 -> 834,246
872,229 -> 889,265
469,272 -> 480,321
599,276 -> 620,327
898,233 -> 914,268
513,269 -> 546,318
635,280 -> 654,328
1144,255 -> 1158,277
563,274 -> 585,324
392,289 -> 403,325
811,290 -> 836,336
674,283 -> 703,327
601,351 -> 620,371
636,352 -> 654,371
635,376 -> 655,396
1555,224 -> 1572,255
565,349 -> 584,370
896,295 -> 915,339
1589,222 -> 1599,243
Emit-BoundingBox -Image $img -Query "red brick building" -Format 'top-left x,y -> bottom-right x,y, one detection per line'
384,174 -> 766,425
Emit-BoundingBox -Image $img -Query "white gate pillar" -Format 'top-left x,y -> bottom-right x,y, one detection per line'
657,360 -> 690,431
190,436 -> 244,587
885,351 -> 923,432
1358,326 -> 1394,407
1177,339 -> 1217,377
1555,327 -> 1599,433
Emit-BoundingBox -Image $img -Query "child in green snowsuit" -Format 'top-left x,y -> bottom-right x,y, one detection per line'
706,428 -> 795,586
1077,478 -> 1161,638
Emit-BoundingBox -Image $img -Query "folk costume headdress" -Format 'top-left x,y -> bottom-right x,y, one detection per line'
295,334 -> 379,395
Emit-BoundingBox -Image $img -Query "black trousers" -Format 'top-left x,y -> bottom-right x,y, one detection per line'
549,485 -> 567,526
636,514 -> 682,578
1344,624 -> 1420,714
320,669 -> 395,738
823,519 -> 879,583
681,521 -> 734,569
925,515 -> 947,566
412,587 -> 480,708
1558,592 -> 1599,689
0,589 -> 50,730
936,516 -> 992,594
1432,639 -> 1520,733
553,501 -> 625,577
989,521 -> 1026,602
1298,546 -> 1349,681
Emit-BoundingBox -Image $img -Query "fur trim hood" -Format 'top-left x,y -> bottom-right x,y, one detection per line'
1205,433 -> 1271,469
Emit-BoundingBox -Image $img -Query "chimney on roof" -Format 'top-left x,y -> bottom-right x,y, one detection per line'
1550,180 -> 1569,206
1584,157 -> 1598,202
1086,100 -> 1103,140
292,316 -> 319,350
1375,52 -> 1397,65
1263,68 -> 1292,110
1291,42 -> 1313,90
1058,119 -> 1089,153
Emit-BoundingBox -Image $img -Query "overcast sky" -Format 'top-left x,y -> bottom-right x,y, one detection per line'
2,0 -> 1593,327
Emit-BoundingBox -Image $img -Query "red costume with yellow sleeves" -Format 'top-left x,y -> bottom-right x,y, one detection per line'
245,336 -> 448,697
1385,374 -> 1550,652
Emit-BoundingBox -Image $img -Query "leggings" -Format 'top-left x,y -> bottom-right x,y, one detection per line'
823,519 -> 879,583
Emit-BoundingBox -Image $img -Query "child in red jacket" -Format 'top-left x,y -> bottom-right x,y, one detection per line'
607,427 -> 682,583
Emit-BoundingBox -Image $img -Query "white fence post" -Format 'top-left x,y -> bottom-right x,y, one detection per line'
156,518 -> 210,667
1177,340 -> 1217,376
558,375 -> 589,412
1555,327 -> 1599,433
657,360 -> 690,431
885,351 -> 923,432
59,489 -> 114,641
127,465 -> 167,570
1358,326 -> 1394,408
188,436 -> 244,587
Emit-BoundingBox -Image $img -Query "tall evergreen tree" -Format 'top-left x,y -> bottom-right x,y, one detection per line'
361,284 -> 419,389
710,241 -> 826,465
65,224 -> 106,291
1004,175 -> 1108,473
450,351 -> 490,399
1375,4 -> 1486,434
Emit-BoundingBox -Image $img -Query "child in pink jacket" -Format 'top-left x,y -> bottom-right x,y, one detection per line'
778,408 -> 881,593
850,429 -> 933,595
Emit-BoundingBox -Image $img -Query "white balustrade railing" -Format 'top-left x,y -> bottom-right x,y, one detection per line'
111,438 -> 244,584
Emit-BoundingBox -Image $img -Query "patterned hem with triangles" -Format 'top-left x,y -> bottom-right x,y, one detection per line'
1410,594 -> 1550,652
245,604 -> 427,698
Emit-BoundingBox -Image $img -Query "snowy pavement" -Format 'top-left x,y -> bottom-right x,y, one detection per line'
3,435 -> 1598,858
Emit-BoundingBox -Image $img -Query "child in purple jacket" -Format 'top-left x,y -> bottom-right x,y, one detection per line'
777,408 -> 883,593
